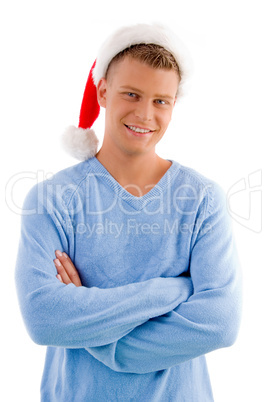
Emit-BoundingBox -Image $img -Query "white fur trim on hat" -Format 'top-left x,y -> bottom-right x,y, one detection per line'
61,126 -> 99,161
93,23 -> 193,97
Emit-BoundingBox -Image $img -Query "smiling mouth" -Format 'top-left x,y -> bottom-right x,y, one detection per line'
125,125 -> 154,134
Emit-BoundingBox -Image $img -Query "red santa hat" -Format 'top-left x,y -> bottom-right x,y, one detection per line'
62,23 -> 192,161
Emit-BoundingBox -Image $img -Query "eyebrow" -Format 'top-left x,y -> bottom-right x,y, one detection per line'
119,86 -> 175,100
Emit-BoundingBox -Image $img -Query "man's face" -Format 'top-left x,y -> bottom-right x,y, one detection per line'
97,56 -> 179,157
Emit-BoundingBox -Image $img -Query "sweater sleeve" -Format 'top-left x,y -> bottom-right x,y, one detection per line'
85,184 -> 242,373
15,183 -> 193,348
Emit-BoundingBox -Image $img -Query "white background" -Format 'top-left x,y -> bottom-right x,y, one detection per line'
1,0 -> 266,400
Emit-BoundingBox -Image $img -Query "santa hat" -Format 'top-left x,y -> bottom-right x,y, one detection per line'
62,23 -> 192,161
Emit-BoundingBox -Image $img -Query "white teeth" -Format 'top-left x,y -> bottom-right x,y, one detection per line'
127,125 -> 151,134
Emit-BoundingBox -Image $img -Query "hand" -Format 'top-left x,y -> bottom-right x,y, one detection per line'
54,250 -> 82,287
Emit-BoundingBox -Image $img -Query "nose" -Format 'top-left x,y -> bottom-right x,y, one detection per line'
134,99 -> 153,122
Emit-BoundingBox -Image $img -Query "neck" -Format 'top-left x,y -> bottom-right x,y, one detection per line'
95,145 -> 171,197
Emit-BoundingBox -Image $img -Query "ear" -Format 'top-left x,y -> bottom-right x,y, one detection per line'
97,78 -> 107,108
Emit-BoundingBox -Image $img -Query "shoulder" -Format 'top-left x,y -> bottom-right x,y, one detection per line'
22,159 -> 93,213
172,160 -> 217,189
171,160 -> 227,217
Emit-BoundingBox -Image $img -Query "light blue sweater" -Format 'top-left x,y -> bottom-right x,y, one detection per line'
15,157 -> 242,401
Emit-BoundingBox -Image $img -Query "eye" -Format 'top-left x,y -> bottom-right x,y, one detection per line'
127,92 -> 137,98
122,92 -> 139,101
155,99 -> 167,105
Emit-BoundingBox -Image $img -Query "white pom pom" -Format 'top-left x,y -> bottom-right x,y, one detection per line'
61,126 -> 99,161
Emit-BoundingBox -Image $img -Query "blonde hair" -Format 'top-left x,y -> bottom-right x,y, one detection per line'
106,43 -> 181,80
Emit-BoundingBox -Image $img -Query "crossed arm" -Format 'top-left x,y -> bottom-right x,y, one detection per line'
53,210 -> 241,375
15,184 -> 194,350
16,182 -> 242,374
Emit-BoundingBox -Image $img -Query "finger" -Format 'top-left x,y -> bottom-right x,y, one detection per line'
54,258 -> 72,285
55,251 -> 82,287
56,274 -> 63,282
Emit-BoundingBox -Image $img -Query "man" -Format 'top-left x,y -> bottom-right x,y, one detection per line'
15,23 -> 242,401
